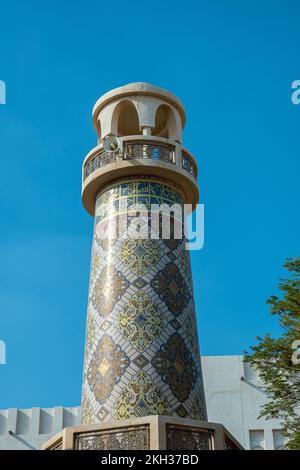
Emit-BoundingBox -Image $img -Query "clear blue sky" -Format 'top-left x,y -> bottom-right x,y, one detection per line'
0,0 -> 299,409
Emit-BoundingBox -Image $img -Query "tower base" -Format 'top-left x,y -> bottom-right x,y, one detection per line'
41,416 -> 242,450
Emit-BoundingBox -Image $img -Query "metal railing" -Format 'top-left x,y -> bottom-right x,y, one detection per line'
124,141 -> 175,164
84,150 -> 119,180
83,141 -> 196,181
182,151 -> 197,176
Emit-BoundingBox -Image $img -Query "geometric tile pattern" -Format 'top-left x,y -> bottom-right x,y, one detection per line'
117,291 -> 164,352
119,239 -> 160,276
87,335 -> 129,404
112,371 -> 170,420
152,333 -> 197,402
151,262 -> 190,316
91,266 -> 129,316
81,178 -> 207,424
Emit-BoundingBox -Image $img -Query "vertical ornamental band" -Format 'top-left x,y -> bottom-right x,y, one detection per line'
81,178 -> 207,424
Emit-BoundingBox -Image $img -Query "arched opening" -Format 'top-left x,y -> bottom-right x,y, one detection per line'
153,104 -> 180,141
96,117 -> 102,142
117,101 -> 141,136
153,105 -> 169,138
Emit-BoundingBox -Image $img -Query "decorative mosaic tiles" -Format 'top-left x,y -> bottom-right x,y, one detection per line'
87,335 -> 129,404
151,262 -> 190,317
81,179 -> 207,424
113,371 -> 170,420
117,292 -> 164,352
91,266 -> 129,316
152,333 -> 197,402
119,239 -> 160,276
95,179 -> 184,224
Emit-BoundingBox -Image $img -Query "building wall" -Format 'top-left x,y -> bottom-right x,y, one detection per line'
0,356 -> 286,450
0,407 -> 81,450
201,355 -> 286,450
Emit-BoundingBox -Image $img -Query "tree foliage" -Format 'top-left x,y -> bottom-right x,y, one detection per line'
244,257 -> 300,449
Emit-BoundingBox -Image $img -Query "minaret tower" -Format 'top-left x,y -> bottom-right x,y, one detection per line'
81,83 -> 206,424
43,83 -> 242,450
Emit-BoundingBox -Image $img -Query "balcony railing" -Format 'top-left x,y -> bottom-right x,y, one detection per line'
182,151 -> 196,176
124,141 -> 175,164
83,141 -> 196,181
84,150 -> 119,180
